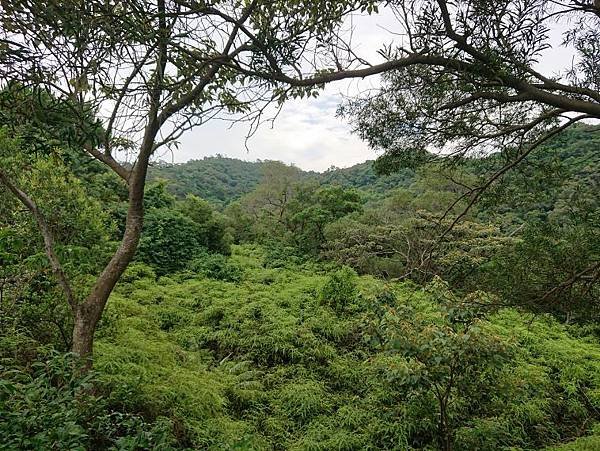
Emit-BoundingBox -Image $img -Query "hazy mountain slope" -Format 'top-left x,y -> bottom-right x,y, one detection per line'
151,157 -> 415,205
151,124 -> 599,206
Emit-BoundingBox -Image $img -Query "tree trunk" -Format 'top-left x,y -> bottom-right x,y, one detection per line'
60,3 -> 164,363
72,307 -> 95,366
438,395 -> 452,451
70,155 -> 150,363
70,211 -> 144,362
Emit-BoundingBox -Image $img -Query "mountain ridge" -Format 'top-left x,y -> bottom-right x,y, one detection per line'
150,124 -> 600,206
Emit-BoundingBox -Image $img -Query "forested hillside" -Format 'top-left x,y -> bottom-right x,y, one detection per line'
149,157 -> 267,206
150,157 -> 417,205
2,1 -> 600,450
151,125 -> 599,209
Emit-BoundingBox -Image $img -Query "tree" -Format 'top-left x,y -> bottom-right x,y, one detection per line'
374,279 -> 509,451
322,168 -> 511,284
0,0 -> 379,362
286,184 -> 363,254
235,168 -> 364,255
239,161 -> 304,231
327,0 -> 600,296
136,208 -> 205,275
485,217 -> 600,322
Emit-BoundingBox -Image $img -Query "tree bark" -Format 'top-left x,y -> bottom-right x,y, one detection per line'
72,307 -> 95,361
70,156 -> 150,361
438,396 -> 452,451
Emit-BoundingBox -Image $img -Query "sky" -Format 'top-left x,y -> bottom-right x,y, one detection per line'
162,10 -> 400,172
163,8 -> 574,173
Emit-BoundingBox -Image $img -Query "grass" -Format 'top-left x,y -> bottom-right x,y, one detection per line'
92,245 -> 600,450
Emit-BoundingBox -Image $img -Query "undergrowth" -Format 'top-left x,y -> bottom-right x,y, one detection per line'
85,245 -> 600,450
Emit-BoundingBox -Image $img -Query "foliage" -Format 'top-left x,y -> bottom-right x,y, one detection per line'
0,352 -> 176,450
144,180 -> 177,210
188,253 -> 244,283
136,184 -> 232,276
324,181 -> 510,285
374,278 -> 509,450
320,161 -> 415,195
0,128 -> 116,350
136,208 -> 209,276
484,219 -> 600,322
318,266 -> 359,311
339,1 -> 600,180
86,245 -> 600,449
120,262 -> 157,284
231,162 -> 363,255
150,157 -> 267,206
1,18 -> 600,446
287,185 -> 363,255
261,240 -> 314,270
1,0 -> 386,359
152,156 -> 416,207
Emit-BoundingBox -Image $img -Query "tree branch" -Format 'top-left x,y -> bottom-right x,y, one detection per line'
0,169 -> 76,311
437,113 -> 591,243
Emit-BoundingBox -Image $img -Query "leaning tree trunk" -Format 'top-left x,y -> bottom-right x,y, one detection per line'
70,155 -> 150,363
69,37 -> 165,363
72,306 -> 96,359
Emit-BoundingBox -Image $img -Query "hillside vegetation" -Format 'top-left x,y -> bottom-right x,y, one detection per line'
150,126 -> 599,212
2,116 -> 599,449
3,1 -> 600,449
94,246 -> 600,450
150,157 -> 417,206
149,157 -> 266,207
4,245 -> 600,449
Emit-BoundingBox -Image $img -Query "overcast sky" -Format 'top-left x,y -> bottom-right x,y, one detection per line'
163,9 -> 573,172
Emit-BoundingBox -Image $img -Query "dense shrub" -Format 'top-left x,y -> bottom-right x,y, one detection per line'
262,241 -> 306,268
136,208 -> 207,275
136,191 -> 232,276
188,253 -> 244,282
4,245 -> 600,450
0,352 -> 176,450
95,246 -> 600,449
120,262 -> 157,283
318,266 -> 359,311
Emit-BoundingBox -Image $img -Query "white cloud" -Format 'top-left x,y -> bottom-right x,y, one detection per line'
168,10 -> 401,172
166,8 -> 576,172
169,85 -> 379,171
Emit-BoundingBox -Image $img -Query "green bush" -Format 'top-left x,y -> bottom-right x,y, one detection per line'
188,253 -> 244,282
262,241 -> 305,268
136,208 -> 207,275
318,266 -> 359,311
8,245 -> 599,450
546,432 -> 600,450
120,262 -> 157,283
0,352 -> 176,450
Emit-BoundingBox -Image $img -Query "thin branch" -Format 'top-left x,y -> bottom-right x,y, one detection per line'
438,114 -> 590,241
0,169 -> 76,311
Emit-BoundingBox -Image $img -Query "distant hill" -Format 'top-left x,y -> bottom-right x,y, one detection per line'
319,161 -> 415,193
149,156 -> 266,206
468,123 -> 600,224
150,124 -> 599,207
150,156 -> 416,206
